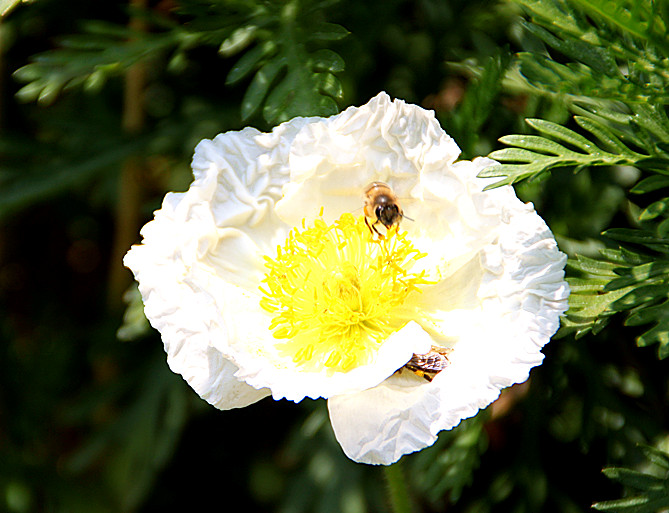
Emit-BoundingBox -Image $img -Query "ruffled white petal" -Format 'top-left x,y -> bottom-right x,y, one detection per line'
125,93 -> 456,406
124,220 -> 271,409
275,92 -> 461,227
328,372 -> 443,465
126,92 -> 569,464
327,157 -> 569,464
234,321 -> 433,402
123,119 -> 314,409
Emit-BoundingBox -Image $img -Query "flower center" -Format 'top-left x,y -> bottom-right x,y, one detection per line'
259,213 -> 429,372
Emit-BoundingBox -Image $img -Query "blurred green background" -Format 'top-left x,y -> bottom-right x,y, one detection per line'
1,0 -> 668,512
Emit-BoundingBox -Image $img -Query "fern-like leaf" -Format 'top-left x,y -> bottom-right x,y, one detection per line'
224,3 -> 348,123
571,0 -> 669,53
561,254 -> 636,339
593,445 -> 669,512
408,415 -> 487,504
561,226 -> 669,358
14,21 -> 185,105
481,117 -> 646,188
513,0 -> 669,105
14,0 -> 347,122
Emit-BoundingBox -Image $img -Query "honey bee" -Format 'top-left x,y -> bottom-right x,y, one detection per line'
401,346 -> 452,382
363,182 -> 404,237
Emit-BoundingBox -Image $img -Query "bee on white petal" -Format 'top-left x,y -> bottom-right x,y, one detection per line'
400,346 -> 452,382
363,182 -> 404,238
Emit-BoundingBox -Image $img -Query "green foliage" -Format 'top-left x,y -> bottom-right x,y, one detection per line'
593,445 -> 669,512
482,116 -> 647,187
14,21 -> 183,105
62,354 -> 191,512
485,0 -> 669,184
117,285 -> 151,341
266,403 -> 489,513
483,0 -> 669,360
408,415 -> 488,504
13,0 -> 347,123
265,402 -> 381,513
0,132 -> 143,220
223,1 -> 347,123
562,253 -> 637,338
4,0 -> 669,512
442,51 -> 512,158
513,0 -> 669,104
563,237 -> 669,359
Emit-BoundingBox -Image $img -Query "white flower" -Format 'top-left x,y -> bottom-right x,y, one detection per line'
124,92 -> 569,465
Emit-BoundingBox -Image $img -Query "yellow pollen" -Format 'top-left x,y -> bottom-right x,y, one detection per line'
259,213 -> 429,373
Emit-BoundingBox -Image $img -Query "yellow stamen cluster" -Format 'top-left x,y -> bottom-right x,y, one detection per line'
260,213 -> 429,373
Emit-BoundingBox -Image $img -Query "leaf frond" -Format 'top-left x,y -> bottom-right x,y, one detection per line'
593,445 -> 669,512
561,228 -> 669,358
481,116 -> 647,188
223,1 -> 348,123
14,0 -> 348,123
14,20 -> 184,105
513,0 -> 669,106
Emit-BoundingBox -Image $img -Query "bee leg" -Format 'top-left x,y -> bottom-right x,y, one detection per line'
364,217 -> 384,239
364,216 -> 374,234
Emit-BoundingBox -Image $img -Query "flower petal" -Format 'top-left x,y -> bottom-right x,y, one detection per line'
127,92 -> 569,465
403,157 -> 506,281
124,119 -> 314,409
124,233 -> 271,409
126,102 -> 440,405
328,374 -> 446,465
327,159 -> 569,464
234,321 -> 433,402
275,92 -> 461,227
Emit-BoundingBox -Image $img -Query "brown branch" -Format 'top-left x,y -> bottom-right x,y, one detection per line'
0,17 -> 5,133
107,0 -> 148,310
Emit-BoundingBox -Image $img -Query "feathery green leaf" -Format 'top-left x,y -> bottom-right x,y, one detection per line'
222,0 -> 347,123
562,229 -> 669,358
482,117 -> 645,188
594,445 -> 669,513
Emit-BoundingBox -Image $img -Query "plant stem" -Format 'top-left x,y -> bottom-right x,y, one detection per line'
0,18 -> 5,133
107,0 -> 147,309
384,462 -> 413,513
